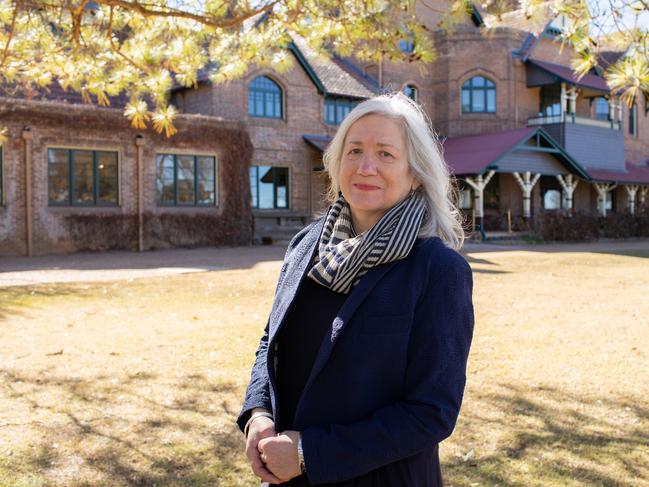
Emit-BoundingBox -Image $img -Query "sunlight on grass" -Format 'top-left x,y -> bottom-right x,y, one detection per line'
0,247 -> 648,486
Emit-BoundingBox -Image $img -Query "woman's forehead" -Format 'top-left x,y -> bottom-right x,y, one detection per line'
344,114 -> 405,147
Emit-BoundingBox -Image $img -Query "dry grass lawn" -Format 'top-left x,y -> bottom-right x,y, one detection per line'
0,245 -> 648,486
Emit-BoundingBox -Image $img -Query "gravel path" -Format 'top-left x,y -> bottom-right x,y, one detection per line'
1,238 -> 648,287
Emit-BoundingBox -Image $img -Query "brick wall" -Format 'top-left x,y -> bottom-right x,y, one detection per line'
0,99 -> 252,256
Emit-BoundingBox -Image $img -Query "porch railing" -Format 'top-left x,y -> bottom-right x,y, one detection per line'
527,113 -> 622,130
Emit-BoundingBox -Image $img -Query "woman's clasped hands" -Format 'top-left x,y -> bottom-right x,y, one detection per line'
245,412 -> 302,484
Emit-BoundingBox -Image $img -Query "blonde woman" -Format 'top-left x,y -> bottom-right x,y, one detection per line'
238,93 -> 474,486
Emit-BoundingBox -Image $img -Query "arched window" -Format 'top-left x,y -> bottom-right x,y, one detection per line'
461,76 -> 496,113
403,84 -> 418,102
248,76 -> 283,118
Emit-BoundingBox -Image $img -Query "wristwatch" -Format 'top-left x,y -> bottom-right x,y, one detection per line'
297,433 -> 306,474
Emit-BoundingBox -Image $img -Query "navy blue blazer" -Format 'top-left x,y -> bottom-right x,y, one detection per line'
237,216 -> 474,486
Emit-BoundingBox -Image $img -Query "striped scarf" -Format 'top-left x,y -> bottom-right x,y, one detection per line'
307,189 -> 427,294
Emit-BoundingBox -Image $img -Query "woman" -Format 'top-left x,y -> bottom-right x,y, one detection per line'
237,93 -> 474,486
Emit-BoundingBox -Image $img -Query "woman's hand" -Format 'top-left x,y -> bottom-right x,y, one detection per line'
245,413 -> 282,484
257,430 -> 302,483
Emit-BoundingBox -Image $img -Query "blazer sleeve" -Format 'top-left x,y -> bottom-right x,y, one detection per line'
236,317 -> 273,434
300,251 -> 475,484
236,220 -> 322,434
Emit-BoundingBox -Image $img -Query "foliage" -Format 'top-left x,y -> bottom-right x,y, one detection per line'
483,0 -> 649,107
599,210 -> 639,238
0,0 -> 436,135
0,1 -> 646,135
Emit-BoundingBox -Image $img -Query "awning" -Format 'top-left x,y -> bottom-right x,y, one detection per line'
442,126 -> 589,178
526,58 -> 610,92
303,134 -> 333,152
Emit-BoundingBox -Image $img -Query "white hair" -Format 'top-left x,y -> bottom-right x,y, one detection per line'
323,92 -> 466,250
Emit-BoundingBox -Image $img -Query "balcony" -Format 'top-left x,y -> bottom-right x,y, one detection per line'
527,115 -> 625,173
528,113 -> 622,131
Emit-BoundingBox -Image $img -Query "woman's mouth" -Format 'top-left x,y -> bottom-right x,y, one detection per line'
353,183 -> 380,191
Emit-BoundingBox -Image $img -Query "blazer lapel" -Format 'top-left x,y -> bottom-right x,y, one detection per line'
268,218 -> 325,344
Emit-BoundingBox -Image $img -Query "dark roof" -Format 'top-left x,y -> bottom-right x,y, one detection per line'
442,127 -> 535,174
587,163 -> 649,184
303,134 -> 332,152
442,126 -> 589,178
526,58 -> 610,92
1,81 -> 130,108
598,50 -> 625,69
290,35 -> 377,99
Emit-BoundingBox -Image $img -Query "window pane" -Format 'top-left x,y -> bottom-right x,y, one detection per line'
605,191 -> 613,210
472,76 -> 485,87
595,98 -> 609,120
73,150 -> 94,204
48,149 -> 70,204
275,168 -> 288,208
461,90 -> 471,112
249,76 -> 282,118
249,166 -> 258,208
258,166 -> 275,209
197,156 -> 215,205
156,154 -> 175,204
543,189 -> 561,210
97,151 -> 118,204
486,89 -> 496,112
460,188 -> 472,209
177,155 -> 195,205
403,85 -> 417,101
472,90 -> 485,112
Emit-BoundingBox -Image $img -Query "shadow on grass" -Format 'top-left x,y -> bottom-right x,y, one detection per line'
445,383 -> 649,486
0,368 -> 254,486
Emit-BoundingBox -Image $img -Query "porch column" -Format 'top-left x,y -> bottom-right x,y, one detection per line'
608,97 -> 615,124
593,182 -> 617,216
625,184 -> 639,215
617,96 -> 623,126
556,174 -> 579,210
568,86 -> 578,118
639,186 -> 648,208
513,171 -> 541,218
464,170 -> 496,219
560,82 -> 567,121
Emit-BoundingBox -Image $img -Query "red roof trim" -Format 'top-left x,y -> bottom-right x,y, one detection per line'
527,58 -> 610,92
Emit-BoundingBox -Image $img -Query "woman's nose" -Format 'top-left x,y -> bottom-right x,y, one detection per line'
357,154 -> 378,175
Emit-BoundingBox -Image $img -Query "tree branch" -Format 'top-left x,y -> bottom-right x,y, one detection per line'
0,0 -> 19,70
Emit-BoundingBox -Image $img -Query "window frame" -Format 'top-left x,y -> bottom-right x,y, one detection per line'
247,75 -> 284,119
156,152 -> 218,207
629,102 -> 638,136
323,96 -> 360,125
461,75 -> 497,114
540,175 -> 564,211
249,165 -> 290,210
47,147 -> 120,207
403,84 -> 419,102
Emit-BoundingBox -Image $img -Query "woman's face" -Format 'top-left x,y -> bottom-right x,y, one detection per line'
339,114 -> 419,229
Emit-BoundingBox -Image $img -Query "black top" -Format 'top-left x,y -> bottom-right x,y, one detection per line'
275,275 -> 348,432
272,275 -> 348,487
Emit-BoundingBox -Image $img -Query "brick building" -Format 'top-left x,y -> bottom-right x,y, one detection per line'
171,1 -> 648,241
1,1 -> 648,255
0,97 -> 253,256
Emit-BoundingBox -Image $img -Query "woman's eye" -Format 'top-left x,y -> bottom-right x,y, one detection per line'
380,151 -> 394,158
347,148 -> 362,155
